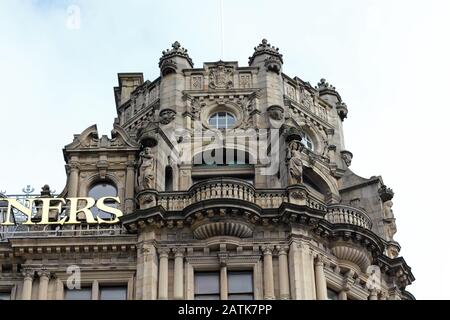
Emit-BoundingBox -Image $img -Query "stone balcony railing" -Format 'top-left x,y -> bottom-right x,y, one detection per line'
156,178 -> 372,230
325,204 -> 372,230
158,178 -> 289,211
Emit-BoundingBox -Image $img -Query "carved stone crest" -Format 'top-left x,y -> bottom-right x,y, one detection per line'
209,63 -> 234,89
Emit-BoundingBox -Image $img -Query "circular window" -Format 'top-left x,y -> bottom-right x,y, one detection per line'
301,133 -> 314,151
208,112 -> 236,129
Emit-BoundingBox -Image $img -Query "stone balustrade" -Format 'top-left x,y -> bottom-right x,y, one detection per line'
325,204 -> 372,230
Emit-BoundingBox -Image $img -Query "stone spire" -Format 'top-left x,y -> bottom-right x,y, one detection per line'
249,39 -> 283,73
159,41 -> 194,75
315,78 -> 341,100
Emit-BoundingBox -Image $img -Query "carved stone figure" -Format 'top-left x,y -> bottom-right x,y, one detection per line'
159,109 -> 176,125
287,140 -> 304,185
138,147 -> 156,190
267,105 -> 284,121
383,200 -> 397,241
341,150 -> 353,167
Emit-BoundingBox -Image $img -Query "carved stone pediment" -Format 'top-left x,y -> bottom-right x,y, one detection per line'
65,124 -> 139,151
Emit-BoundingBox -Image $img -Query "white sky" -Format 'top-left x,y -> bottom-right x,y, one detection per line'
1,0 -> 450,299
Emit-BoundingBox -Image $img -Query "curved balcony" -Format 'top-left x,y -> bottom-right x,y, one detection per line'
325,204 -> 372,230
158,178 -> 288,211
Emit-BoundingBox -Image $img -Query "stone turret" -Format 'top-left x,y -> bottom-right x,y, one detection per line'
249,39 -> 285,127
159,41 -> 194,130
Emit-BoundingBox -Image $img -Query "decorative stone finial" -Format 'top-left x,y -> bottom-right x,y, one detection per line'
316,78 -> 336,91
378,185 -> 394,202
159,41 -> 194,71
249,39 -> 284,67
40,184 -> 51,197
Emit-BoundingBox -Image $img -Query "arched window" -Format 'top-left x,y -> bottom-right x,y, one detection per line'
208,112 -> 236,129
165,166 -> 173,191
301,132 -> 314,151
88,182 -> 117,220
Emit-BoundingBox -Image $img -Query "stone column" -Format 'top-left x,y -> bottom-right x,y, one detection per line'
277,246 -> 290,299
220,265 -> 228,300
55,279 -> 64,300
263,246 -> 275,300
37,270 -> 50,300
92,280 -> 99,300
173,248 -> 185,300
67,161 -> 79,198
125,160 -> 135,214
21,269 -> 34,300
314,256 -> 327,300
338,290 -> 347,300
369,289 -> 378,300
158,249 -> 169,300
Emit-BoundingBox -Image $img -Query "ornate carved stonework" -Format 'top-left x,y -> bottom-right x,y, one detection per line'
239,73 -> 252,88
287,140 -> 304,185
159,109 -> 176,125
267,105 -> 284,121
208,62 -> 234,89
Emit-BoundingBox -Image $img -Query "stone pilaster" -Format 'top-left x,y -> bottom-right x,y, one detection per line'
369,289 -> 379,300
262,246 -> 275,300
125,159 -> 136,214
288,242 -> 315,299
67,161 -> 79,198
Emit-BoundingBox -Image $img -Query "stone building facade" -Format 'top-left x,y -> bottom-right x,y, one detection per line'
0,40 -> 414,300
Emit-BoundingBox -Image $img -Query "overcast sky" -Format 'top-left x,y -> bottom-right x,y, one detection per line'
1,0 -> 449,299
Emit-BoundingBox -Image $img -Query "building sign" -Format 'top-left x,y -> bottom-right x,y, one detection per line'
0,197 -> 122,225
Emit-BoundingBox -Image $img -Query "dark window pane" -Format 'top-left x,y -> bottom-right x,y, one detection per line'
228,271 -> 253,294
0,291 -> 10,300
88,183 -> 117,219
100,286 -> 127,300
65,288 -> 91,300
228,294 -> 254,300
194,294 -> 220,300
327,288 -> 339,300
195,272 -> 220,295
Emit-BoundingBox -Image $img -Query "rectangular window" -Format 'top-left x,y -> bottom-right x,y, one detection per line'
327,288 -> 339,300
0,291 -> 11,300
194,272 -> 220,300
194,270 -> 254,300
228,271 -> 253,300
65,287 -> 92,300
99,286 -> 127,300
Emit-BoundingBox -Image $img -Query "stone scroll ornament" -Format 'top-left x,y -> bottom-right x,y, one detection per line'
138,147 -> 156,190
287,140 -> 305,185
